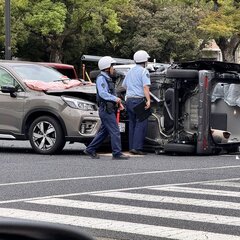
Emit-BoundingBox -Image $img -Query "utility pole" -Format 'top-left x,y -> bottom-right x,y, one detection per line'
5,0 -> 11,60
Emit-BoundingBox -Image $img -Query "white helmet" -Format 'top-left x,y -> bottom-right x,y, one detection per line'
98,56 -> 116,70
133,50 -> 150,63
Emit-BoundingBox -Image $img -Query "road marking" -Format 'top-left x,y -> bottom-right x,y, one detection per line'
203,181 -> 240,188
0,165 -> 240,187
1,177 -> 240,204
92,192 -> 240,210
149,186 -> 240,197
0,207 -> 239,240
28,198 -> 240,227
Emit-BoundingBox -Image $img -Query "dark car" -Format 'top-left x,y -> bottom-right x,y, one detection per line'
114,60 -> 240,155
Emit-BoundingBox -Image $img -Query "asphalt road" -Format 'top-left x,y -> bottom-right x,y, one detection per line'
0,140 -> 240,240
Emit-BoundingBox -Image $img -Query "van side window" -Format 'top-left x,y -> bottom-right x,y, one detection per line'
0,69 -> 22,91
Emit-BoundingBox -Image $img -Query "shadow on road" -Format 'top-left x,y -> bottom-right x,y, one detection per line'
0,147 -> 88,155
0,141 -> 87,155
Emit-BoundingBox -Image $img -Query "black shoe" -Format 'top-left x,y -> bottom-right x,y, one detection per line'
129,149 -> 146,155
83,149 -> 100,159
112,154 -> 129,160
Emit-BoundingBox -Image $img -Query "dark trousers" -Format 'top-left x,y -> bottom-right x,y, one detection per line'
126,98 -> 148,151
86,106 -> 122,157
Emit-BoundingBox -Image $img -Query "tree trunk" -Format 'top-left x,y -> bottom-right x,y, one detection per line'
50,48 -> 62,63
47,36 -> 65,63
216,35 -> 240,63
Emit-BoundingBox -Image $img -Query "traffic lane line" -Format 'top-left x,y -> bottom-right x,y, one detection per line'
0,165 -> 240,187
1,177 -> 240,204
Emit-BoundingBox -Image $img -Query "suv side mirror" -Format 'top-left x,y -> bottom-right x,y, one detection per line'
1,85 -> 17,97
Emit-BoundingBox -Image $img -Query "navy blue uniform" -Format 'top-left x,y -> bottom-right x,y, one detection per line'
86,72 -> 122,157
122,65 -> 151,151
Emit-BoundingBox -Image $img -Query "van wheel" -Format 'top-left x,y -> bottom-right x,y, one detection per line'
164,143 -> 196,154
166,69 -> 198,79
29,116 -> 65,154
89,70 -> 101,81
226,145 -> 239,154
155,149 -> 164,155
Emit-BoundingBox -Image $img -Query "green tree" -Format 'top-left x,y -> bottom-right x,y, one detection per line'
16,0 -> 126,63
0,0 -> 4,58
112,0 -> 202,62
4,0 -> 240,64
198,0 -> 240,62
0,0 -> 38,59
81,0 -> 133,57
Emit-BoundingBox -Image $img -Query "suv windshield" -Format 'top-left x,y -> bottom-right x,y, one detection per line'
12,64 -> 67,82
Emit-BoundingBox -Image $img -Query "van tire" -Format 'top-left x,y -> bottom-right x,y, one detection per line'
89,70 -> 101,81
226,145 -> 239,154
29,116 -> 65,154
166,69 -> 198,79
164,143 -> 196,154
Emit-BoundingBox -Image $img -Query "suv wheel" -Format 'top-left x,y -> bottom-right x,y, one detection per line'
29,116 -> 65,154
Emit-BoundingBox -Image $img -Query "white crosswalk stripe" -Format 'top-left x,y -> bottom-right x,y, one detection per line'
149,186 -> 240,197
0,180 -> 240,239
28,198 -> 240,227
92,191 -> 240,210
203,181 -> 240,188
0,207 -> 239,240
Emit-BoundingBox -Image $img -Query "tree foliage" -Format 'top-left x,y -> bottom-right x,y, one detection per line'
12,0 -> 127,62
198,0 -> 240,62
0,0 -> 4,58
1,0 -> 240,64
111,0 -> 202,62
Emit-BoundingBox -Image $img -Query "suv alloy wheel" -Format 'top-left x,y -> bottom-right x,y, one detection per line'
29,116 -> 65,154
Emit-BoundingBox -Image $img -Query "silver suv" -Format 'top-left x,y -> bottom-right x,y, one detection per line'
0,61 -> 100,154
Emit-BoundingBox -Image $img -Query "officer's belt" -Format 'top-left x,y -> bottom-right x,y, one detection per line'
126,96 -> 144,100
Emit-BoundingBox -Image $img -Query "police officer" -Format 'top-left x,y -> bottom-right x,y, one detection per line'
84,56 -> 129,160
122,50 -> 151,155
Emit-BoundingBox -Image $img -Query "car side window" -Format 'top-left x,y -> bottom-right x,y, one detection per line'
0,68 -> 23,91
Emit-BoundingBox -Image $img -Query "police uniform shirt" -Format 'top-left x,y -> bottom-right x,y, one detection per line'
122,65 -> 151,98
96,72 -> 117,102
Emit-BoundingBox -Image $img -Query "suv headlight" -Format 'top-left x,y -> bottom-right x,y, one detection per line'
62,96 -> 97,111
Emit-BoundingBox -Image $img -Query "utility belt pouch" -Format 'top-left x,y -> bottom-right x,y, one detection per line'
105,101 -> 116,114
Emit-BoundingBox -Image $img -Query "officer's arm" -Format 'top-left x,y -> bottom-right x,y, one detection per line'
142,69 -> 151,109
144,85 -> 151,109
